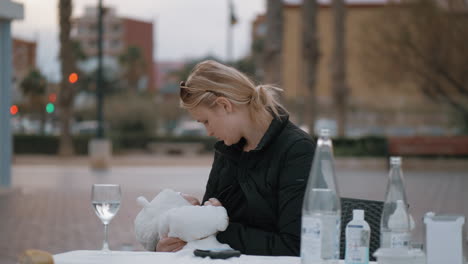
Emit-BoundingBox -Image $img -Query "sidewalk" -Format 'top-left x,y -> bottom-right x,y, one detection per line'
1,161 -> 212,264
12,154 -> 215,167
12,154 -> 468,170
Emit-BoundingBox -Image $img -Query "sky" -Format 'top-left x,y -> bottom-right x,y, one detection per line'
12,0 -> 266,81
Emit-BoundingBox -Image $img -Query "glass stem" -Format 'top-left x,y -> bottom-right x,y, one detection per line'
102,223 -> 110,251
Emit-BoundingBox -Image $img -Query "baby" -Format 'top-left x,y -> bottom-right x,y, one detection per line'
134,189 -> 231,252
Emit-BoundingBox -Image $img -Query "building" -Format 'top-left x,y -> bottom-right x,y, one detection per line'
252,2 -> 460,136
72,6 -> 155,92
155,61 -> 185,95
12,37 -> 37,102
13,38 -> 36,79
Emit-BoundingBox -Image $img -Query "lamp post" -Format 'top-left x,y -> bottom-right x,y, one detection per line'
89,0 -> 111,170
226,0 -> 236,63
0,0 -> 24,188
97,0 -> 104,138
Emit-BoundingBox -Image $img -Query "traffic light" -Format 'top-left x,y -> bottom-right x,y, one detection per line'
10,105 -> 18,115
68,72 -> 78,84
46,103 -> 55,114
48,93 -> 57,103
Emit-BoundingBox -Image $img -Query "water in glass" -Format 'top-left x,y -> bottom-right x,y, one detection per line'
91,184 -> 121,251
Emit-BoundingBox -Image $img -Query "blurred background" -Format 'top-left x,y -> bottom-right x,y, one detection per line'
0,0 -> 467,263
6,0 -> 468,149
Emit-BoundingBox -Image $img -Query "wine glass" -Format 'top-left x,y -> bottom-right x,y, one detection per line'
91,184 -> 121,251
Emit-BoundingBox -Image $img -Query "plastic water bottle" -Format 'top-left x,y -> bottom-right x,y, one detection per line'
380,157 -> 411,248
301,129 -> 341,264
345,210 -> 370,264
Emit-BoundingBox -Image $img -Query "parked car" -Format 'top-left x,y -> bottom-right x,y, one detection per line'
72,120 -> 99,135
173,121 -> 206,137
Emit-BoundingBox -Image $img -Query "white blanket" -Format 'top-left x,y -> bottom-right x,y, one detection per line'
134,189 -> 231,251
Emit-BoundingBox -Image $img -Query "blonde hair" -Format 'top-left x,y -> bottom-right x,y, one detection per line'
179,60 -> 287,124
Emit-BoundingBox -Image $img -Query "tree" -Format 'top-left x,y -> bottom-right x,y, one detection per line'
19,69 -> 48,134
155,95 -> 184,135
79,67 -> 122,95
104,92 -> 157,137
74,40 -> 123,96
119,45 -> 147,92
361,0 -> 468,133
170,55 -> 256,87
331,0 -> 349,137
58,0 -> 78,156
251,37 -> 265,81
302,0 -> 321,134
263,0 -> 283,86
232,56 -> 256,78
170,56 -> 221,82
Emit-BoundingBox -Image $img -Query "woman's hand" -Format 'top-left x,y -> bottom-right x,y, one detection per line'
204,197 -> 222,207
179,193 -> 201,205
155,236 -> 187,252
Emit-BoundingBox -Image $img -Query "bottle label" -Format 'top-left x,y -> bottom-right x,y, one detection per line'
301,216 -> 322,260
345,225 -> 369,263
390,232 -> 410,248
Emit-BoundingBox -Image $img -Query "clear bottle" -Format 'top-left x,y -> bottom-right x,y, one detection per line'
345,210 -> 370,264
380,157 -> 411,248
301,129 -> 341,264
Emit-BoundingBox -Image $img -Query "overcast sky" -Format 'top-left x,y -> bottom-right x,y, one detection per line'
12,0 -> 266,81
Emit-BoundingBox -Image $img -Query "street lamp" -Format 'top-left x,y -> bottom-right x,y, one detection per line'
226,0 -> 237,63
96,0 -> 104,138
89,0 -> 111,170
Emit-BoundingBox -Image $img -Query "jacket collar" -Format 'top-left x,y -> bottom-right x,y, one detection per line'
215,111 -> 289,155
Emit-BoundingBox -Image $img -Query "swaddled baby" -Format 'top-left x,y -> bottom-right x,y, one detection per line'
134,189 -> 231,252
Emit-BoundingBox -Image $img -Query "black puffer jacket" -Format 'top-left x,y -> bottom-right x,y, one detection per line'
202,114 -> 315,256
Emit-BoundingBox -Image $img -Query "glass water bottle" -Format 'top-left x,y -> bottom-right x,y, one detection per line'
380,157 -> 411,249
301,129 -> 341,264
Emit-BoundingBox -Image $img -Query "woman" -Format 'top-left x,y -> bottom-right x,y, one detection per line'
156,60 -> 315,256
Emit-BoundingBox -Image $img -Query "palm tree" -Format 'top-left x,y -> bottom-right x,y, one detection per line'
331,0 -> 348,137
119,45 -> 147,92
58,0 -> 77,156
20,69 -> 48,134
263,0 -> 283,86
302,0 -> 321,134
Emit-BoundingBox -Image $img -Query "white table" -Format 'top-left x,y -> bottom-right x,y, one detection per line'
54,250 -> 376,264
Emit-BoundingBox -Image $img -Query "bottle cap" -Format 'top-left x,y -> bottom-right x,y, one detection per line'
390,156 -> 402,166
353,209 -> 365,220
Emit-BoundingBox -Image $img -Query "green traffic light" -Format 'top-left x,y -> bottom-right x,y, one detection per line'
46,103 -> 55,113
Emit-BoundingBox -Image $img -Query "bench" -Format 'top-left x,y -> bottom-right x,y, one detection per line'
147,142 -> 205,156
388,136 -> 468,156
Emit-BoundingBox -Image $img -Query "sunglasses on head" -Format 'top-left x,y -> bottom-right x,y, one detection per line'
179,81 -> 190,99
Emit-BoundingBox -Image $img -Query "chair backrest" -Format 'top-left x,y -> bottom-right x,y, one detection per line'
340,197 -> 384,261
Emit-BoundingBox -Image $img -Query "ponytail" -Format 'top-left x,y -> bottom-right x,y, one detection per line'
250,84 -> 288,122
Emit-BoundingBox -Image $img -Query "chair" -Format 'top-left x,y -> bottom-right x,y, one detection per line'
340,197 -> 384,261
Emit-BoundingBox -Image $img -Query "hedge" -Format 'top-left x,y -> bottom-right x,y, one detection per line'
333,136 -> 388,157
13,134 -> 387,157
14,134 -> 92,155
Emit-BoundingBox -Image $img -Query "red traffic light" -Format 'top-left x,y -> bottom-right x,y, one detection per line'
10,105 -> 18,115
68,73 -> 78,84
49,93 -> 57,103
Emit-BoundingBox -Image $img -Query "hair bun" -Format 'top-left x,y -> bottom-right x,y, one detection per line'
249,85 -> 264,109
